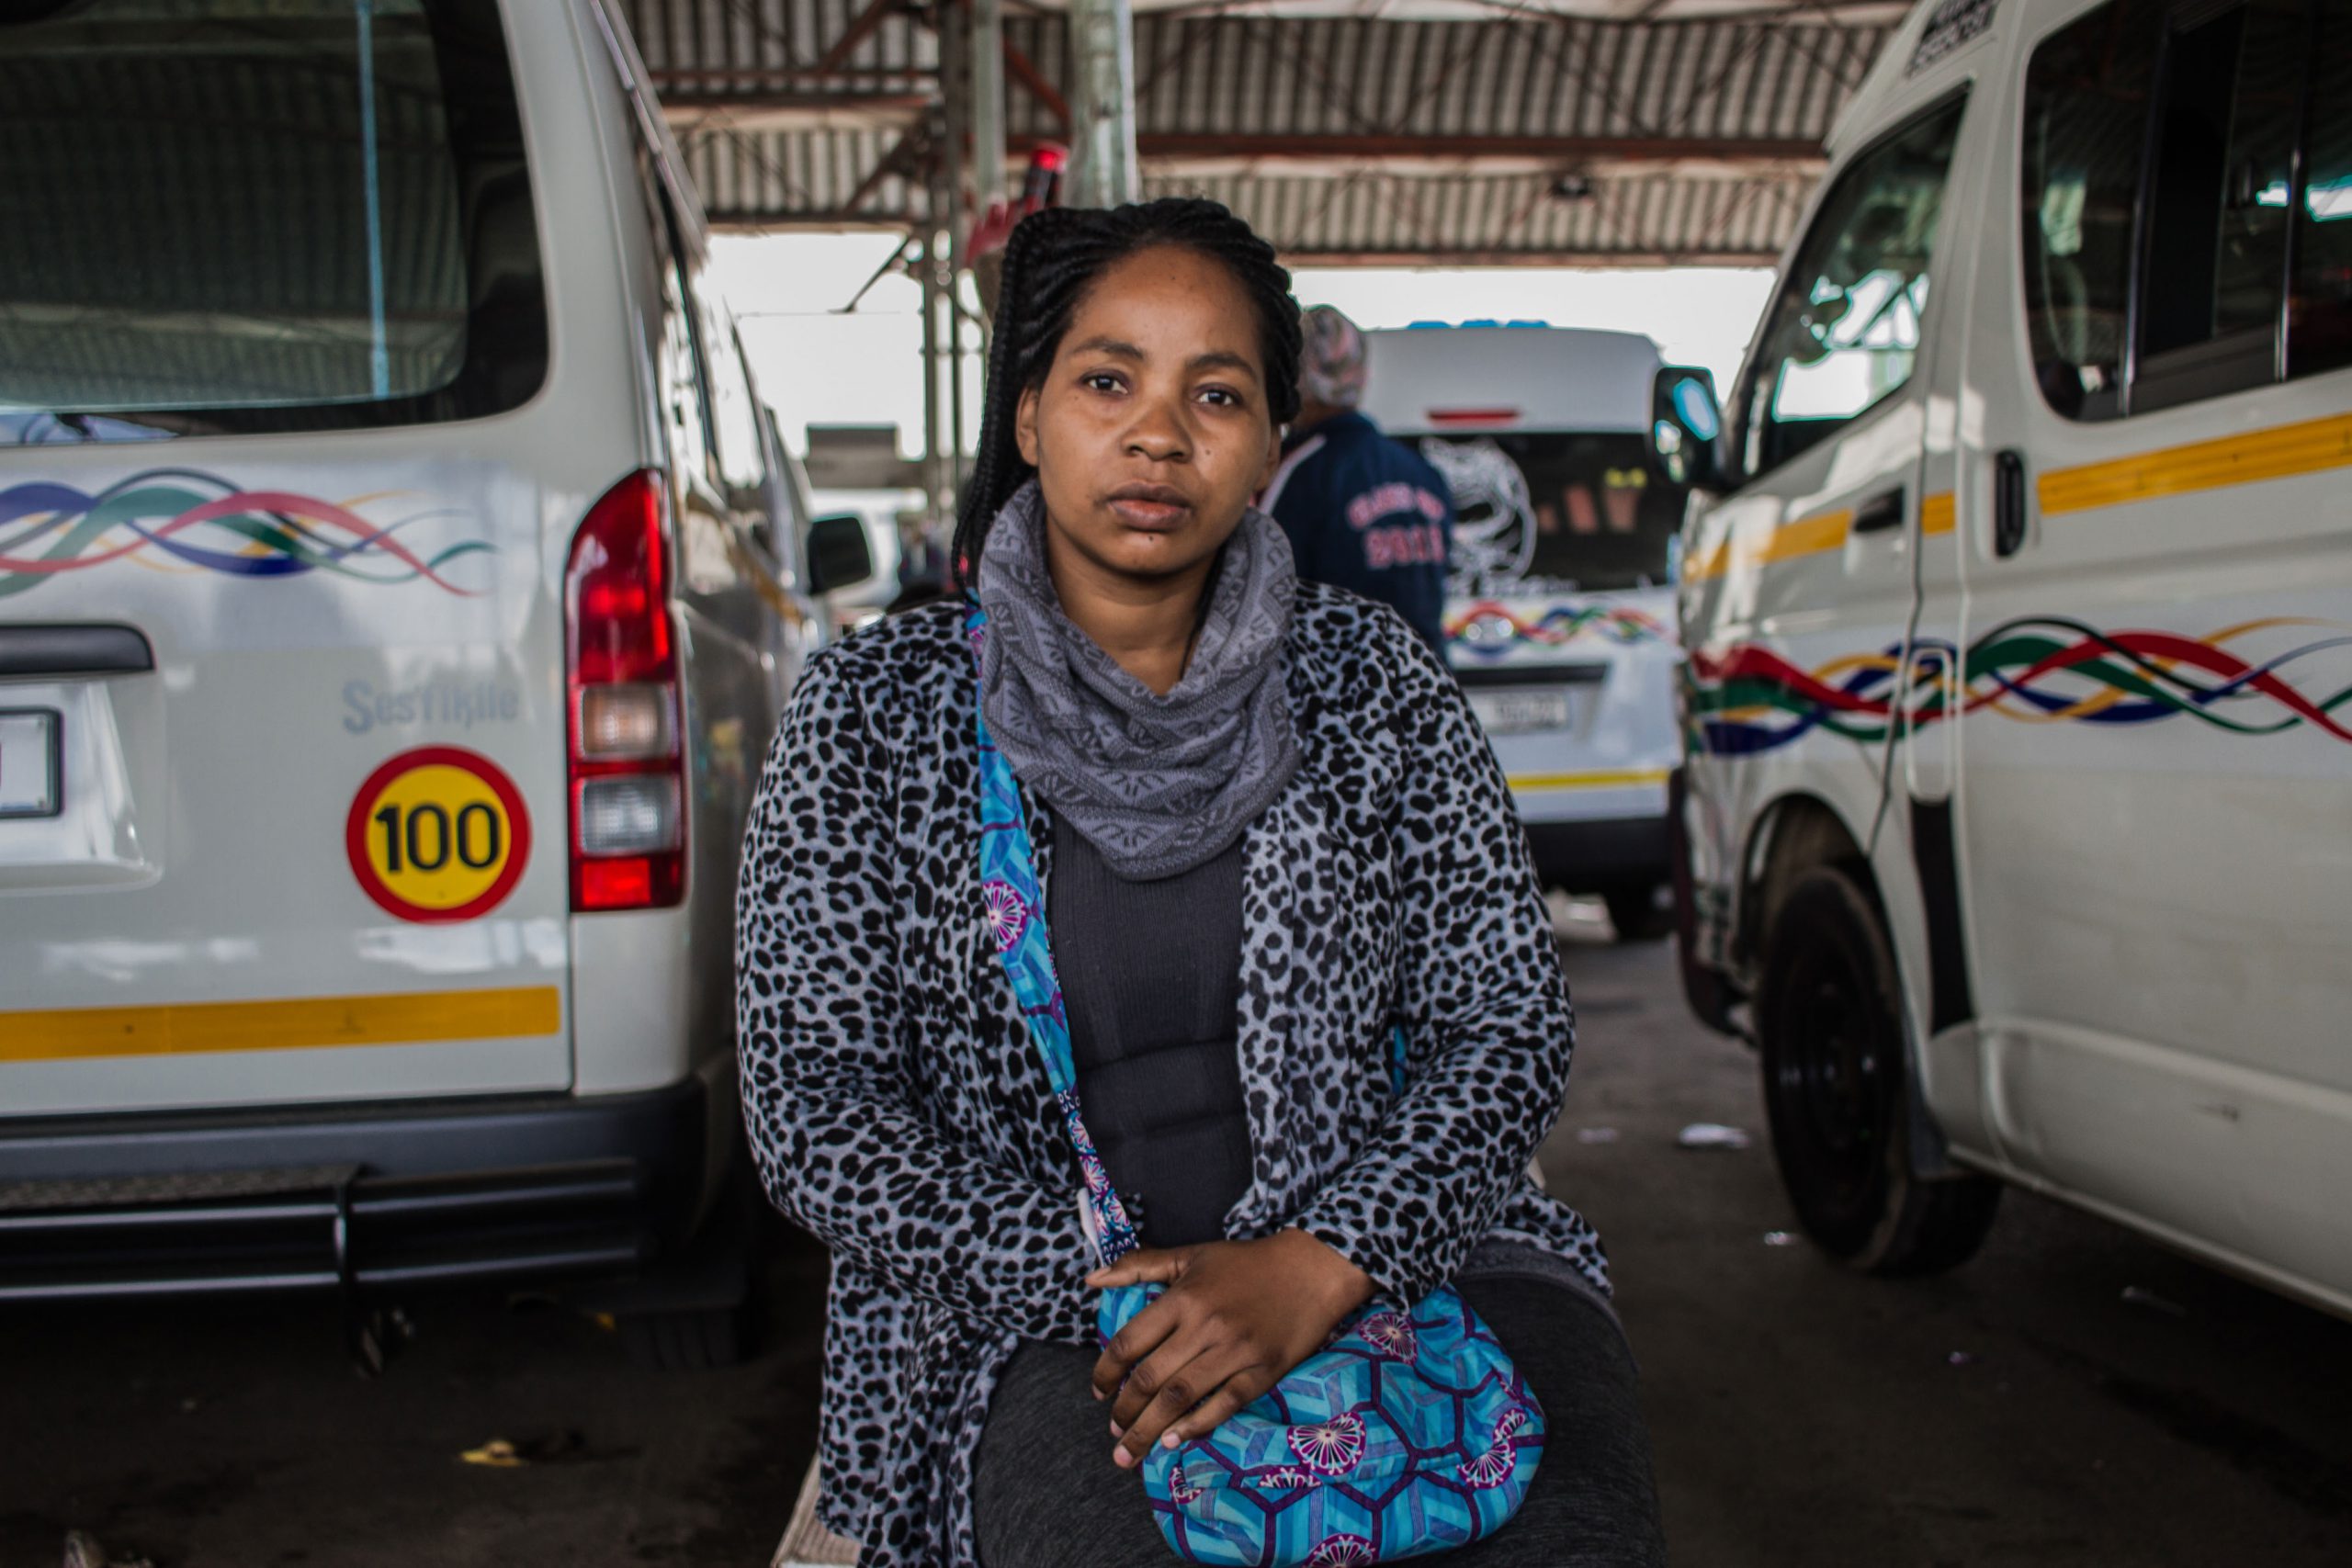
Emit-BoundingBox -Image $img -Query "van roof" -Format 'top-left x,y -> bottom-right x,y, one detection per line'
1359,324 -> 1662,435
587,0 -> 710,255
1826,0 -> 2006,157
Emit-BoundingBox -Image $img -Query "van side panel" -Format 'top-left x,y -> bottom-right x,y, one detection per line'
560,0 -> 701,1099
1949,0 -> 2352,1308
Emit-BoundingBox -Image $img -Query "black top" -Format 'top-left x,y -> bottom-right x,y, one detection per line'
1047,825 -> 1252,1248
1269,411 -> 1455,660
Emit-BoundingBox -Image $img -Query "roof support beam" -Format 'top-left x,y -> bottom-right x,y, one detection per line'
704,208 -> 920,231
840,131 -> 916,216
662,94 -> 934,134
818,0 -> 905,73
1278,249 -> 1782,268
1012,131 -> 1825,163
1003,39 -> 1070,130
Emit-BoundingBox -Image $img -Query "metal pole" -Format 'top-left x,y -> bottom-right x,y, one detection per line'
941,22 -> 968,494
971,0 -> 1006,211
1068,0 -> 1138,208
918,224 -> 944,518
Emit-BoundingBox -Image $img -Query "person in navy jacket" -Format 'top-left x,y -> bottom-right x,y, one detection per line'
1261,306 -> 1455,661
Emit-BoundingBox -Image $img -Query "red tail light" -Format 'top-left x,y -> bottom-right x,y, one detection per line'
566,470 -> 685,912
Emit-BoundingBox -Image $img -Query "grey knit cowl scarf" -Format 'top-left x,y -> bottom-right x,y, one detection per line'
974,479 -> 1302,882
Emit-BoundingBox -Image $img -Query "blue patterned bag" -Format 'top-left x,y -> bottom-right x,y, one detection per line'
969,604 -> 1545,1565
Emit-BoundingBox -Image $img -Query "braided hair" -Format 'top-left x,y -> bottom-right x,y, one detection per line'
952,197 -> 1304,584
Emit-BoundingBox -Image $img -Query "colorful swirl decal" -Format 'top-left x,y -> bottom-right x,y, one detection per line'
0,468 -> 493,601
1447,599 -> 1669,657
1689,616 -> 2352,755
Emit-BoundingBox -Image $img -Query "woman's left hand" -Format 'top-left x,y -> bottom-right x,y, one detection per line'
1088,1229 -> 1375,1468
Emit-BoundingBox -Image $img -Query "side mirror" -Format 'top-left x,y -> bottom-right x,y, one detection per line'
1651,367 -> 1735,494
807,513 -> 875,596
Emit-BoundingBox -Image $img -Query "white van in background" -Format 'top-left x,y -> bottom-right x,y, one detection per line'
1674,0 -> 2352,1315
1362,324 -> 1720,940
0,0 -> 869,1366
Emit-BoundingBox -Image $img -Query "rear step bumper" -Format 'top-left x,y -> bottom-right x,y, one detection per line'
0,1078 -> 711,1303
1525,814 -> 1671,891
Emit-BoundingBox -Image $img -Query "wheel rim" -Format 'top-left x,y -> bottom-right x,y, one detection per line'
1767,919 -> 1894,1247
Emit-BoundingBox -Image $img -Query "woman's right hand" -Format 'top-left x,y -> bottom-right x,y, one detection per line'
1087,1229 -> 1374,1469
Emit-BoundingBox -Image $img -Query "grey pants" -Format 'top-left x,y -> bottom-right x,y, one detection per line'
973,1273 -> 1668,1567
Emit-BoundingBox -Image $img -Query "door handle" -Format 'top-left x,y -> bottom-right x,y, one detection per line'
1994,449 -> 2030,558
0,623 -> 153,679
1851,487 -> 1905,535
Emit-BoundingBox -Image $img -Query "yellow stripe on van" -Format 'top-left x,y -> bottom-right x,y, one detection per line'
1690,415 -> 2348,582
1508,769 -> 1671,792
1685,507 -> 1852,581
2041,411 -> 2352,515
0,986 -> 562,1065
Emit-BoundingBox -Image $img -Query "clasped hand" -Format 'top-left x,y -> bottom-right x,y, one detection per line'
1088,1228 -> 1374,1470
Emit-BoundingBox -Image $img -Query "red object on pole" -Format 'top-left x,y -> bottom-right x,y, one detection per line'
969,142 -> 1066,255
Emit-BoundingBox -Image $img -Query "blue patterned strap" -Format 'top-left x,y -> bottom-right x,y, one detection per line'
967,603 -> 1142,1269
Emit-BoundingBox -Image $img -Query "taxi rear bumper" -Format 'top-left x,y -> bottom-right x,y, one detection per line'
0,1076 -> 712,1303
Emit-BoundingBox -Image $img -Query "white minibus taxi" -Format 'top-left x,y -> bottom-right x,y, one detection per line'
0,0 -> 869,1365
1674,0 -> 2352,1314
1361,324 -> 1719,940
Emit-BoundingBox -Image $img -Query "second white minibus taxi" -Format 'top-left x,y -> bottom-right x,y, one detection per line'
1674,0 -> 2352,1316
1362,323 -> 1719,939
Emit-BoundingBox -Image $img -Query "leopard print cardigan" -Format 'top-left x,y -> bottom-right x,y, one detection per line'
735,584 -> 1610,1567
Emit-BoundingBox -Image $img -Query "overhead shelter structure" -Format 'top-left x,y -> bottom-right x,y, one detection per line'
614,0 -> 1905,502
621,0 -> 1904,265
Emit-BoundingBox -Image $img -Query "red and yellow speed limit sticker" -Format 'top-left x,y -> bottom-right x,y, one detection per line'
345,747 -> 531,923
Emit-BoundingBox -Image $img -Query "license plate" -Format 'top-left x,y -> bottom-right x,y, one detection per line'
1467,688 -> 1573,736
0,709 -> 62,818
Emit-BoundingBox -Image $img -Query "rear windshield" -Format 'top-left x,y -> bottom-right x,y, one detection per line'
1412,431 -> 1684,594
0,0 -> 544,446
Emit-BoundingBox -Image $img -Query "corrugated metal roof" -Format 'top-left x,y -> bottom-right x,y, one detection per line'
681,123 -> 923,226
619,0 -> 936,224
617,0 -> 937,82
639,6 -> 1894,261
1006,15 -> 1889,149
1149,166 -> 1809,264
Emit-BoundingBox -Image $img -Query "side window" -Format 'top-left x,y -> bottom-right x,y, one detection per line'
2133,0 -> 2305,411
703,307 -> 770,498
2024,0 -> 2333,417
1740,97 -> 1969,477
634,146 -> 717,485
2289,4 -> 2352,378
2020,1 -> 2159,419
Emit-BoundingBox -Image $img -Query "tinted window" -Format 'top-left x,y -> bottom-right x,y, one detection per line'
1741,98 -> 1968,476
2024,0 -> 2334,417
0,0 -> 543,445
1418,432 -> 1687,594
2020,1 -> 2159,419
2290,3 -> 2352,378
633,148 -> 715,487
2134,0 -> 2304,409
705,310 -> 770,496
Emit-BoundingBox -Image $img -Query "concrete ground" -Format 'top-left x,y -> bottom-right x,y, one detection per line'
5,911 -> 2346,1566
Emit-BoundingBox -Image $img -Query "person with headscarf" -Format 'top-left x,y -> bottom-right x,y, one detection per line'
1260,305 -> 1456,661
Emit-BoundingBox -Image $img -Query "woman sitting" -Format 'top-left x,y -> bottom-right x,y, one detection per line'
736,197 -> 1666,1568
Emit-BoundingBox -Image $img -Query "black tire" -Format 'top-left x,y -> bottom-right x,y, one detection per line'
1757,863 -> 2001,1275
620,1295 -> 757,1371
610,1167 -> 766,1371
1602,881 -> 1675,943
